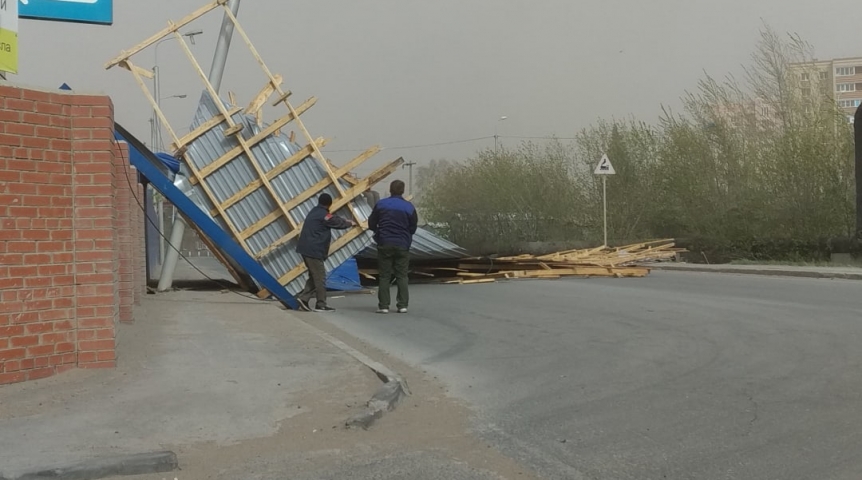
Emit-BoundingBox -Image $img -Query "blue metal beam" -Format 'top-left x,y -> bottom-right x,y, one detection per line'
113,123 -> 299,309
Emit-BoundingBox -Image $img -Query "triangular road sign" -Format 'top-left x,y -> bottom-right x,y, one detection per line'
594,154 -> 616,175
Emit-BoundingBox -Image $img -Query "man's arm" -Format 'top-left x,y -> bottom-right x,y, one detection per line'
368,205 -> 379,232
324,212 -> 354,230
408,206 -> 418,235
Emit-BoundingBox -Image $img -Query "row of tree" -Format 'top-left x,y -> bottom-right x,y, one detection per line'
418,27 -> 858,260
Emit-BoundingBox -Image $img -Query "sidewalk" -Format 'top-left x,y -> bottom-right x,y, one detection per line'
649,262 -> 862,280
0,290 -> 379,479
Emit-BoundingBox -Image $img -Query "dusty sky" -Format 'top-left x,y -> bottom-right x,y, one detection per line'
10,0 -> 862,182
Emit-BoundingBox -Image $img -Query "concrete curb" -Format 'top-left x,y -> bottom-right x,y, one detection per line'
651,265 -> 862,281
1,451 -> 178,480
295,318 -> 411,429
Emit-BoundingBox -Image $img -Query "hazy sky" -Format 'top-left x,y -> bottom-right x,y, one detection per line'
10,0 -> 862,182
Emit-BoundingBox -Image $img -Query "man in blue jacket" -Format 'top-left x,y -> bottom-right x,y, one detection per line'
295,193 -> 355,312
368,180 -> 418,314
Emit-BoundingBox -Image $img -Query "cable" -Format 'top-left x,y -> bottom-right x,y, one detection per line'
115,143 -> 272,302
322,136 -> 494,153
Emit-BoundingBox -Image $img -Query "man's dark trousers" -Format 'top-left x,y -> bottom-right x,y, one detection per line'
297,256 -> 327,308
377,245 -> 409,310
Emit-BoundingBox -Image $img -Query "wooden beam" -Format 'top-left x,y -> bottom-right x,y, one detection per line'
223,123 -> 244,137
246,74 -> 282,115
228,91 -> 237,107
272,90 -> 293,107
190,97 -> 317,183
209,138 -> 331,217
237,146 -> 383,241
253,157 -> 403,260
171,106 -> 243,152
105,0 -> 224,69
120,62 -> 154,79
123,60 -> 181,152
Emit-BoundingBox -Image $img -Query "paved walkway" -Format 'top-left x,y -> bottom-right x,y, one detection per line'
0,291 -> 375,479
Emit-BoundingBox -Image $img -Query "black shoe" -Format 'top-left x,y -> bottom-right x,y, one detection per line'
296,298 -> 311,312
314,305 -> 336,312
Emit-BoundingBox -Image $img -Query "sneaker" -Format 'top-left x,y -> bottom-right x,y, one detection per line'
315,305 -> 336,312
376,308 -> 389,314
295,298 -> 311,312
397,308 -> 408,314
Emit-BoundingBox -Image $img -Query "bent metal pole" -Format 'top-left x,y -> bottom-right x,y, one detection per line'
158,0 -> 242,291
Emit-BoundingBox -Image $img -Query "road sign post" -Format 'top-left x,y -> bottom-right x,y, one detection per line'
594,153 -> 615,246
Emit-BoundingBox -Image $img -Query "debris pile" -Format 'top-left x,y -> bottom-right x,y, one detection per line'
360,240 -> 684,285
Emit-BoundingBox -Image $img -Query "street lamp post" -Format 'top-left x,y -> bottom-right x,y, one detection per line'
494,116 -> 508,155
152,30 -> 203,151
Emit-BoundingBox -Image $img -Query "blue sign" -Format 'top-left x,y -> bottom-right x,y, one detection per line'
18,0 -> 113,25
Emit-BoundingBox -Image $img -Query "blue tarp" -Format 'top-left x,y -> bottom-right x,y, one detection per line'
326,258 -> 362,291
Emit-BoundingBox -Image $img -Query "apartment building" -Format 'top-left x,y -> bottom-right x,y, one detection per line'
792,56 -> 862,122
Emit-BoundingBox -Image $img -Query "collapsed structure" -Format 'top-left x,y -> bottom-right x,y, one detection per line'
104,0 -> 465,304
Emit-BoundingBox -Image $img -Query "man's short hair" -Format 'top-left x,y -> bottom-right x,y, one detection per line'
318,193 -> 333,206
390,180 -> 405,196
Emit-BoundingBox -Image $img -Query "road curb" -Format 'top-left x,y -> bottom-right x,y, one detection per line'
1,451 -> 178,480
293,316 -> 411,429
651,265 -> 862,281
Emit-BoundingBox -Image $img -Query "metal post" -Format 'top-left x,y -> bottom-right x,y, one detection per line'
157,0 -> 241,291
403,161 -> 416,195
602,176 -> 608,246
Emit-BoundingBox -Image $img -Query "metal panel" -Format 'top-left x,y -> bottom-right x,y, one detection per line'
360,227 -> 468,261
113,123 -> 298,308
183,91 -> 374,295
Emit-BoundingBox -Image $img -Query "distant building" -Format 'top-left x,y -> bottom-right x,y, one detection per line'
790,56 -> 862,122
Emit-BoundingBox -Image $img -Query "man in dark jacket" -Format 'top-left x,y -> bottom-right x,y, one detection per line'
368,180 -> 418,314
295,193 -> 355,312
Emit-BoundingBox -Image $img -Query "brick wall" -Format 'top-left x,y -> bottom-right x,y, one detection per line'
0,83 -> 145,385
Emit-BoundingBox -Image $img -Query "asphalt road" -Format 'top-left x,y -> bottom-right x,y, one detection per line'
324,271 -> 862,480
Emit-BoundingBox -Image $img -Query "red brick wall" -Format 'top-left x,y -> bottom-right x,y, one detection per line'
0,84 -> 144,385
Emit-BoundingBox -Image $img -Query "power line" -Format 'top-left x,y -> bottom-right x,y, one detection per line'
322,134 -> 577,153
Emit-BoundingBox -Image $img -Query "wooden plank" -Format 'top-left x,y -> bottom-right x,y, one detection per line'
253,157 -> 403,260
236,146 -> 384,240
223,123 -> 244,137
209,138 -> 331,216
171,106 -> 242,151
120,62 -> 155,79
271,90 -> 292,107
191,97 -> 317,183
246,74 -> 283,115
228,91 -> 237,107
123,60 -> 181,152
105,0 -> 224,69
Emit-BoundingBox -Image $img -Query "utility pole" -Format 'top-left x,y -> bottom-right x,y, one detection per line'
402,161 -> 417,196
494,116 -> 508,155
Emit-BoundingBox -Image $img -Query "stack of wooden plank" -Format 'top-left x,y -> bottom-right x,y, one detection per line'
360,240 -> 684,285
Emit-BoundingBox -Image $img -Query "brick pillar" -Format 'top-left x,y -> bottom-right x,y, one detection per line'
134,178 -> 145,305
70,95 -> 119,369
115,142 -> 133,324
0,86 -> 78,384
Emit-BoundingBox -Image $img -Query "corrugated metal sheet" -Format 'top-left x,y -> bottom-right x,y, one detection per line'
360,227 -> 468,261
182,91 -> 374,295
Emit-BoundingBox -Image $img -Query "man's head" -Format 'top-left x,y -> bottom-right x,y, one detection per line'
390,180 -> 406,197
318,193 -> 333,207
